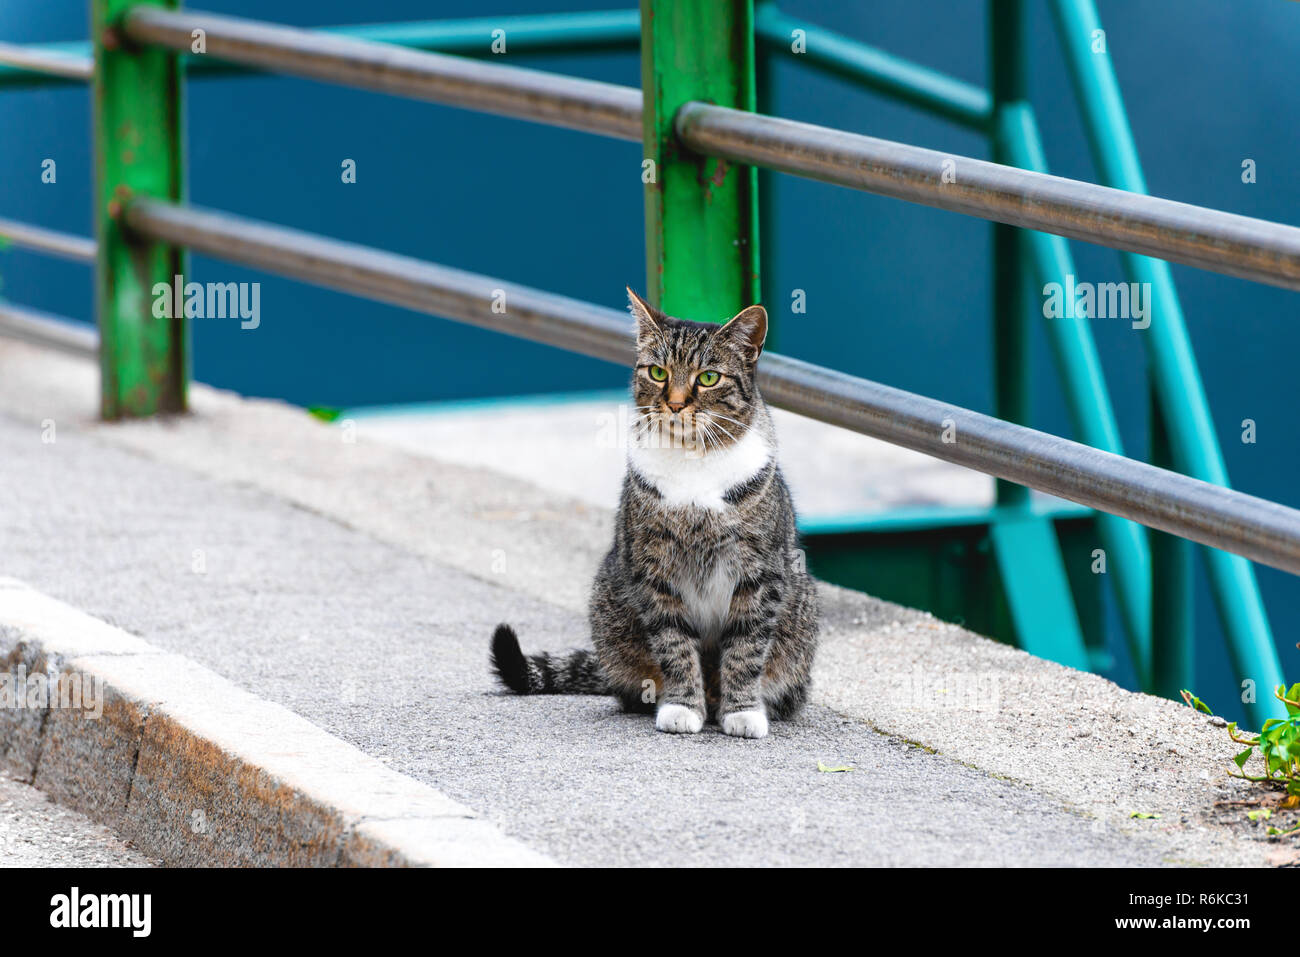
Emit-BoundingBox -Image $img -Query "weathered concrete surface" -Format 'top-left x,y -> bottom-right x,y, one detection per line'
0,338 -> 1294,866
0,771 -> 158,868
0,582 -> 552,867
349,393 -> 994,518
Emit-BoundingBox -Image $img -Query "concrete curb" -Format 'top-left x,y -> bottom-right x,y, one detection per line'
0,578 -> 554,867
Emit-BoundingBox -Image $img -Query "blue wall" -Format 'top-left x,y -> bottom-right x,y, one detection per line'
3,0 -> 1298,720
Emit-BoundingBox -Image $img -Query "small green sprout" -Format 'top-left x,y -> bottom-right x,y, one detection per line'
307,405 -> 343,422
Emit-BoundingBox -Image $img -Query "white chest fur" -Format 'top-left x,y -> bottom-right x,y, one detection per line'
677,559 -> 739,643
628,426 -> 771,511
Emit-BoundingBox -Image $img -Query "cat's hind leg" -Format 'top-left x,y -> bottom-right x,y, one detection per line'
590,567 -> 667,719
759,578 -> 820,722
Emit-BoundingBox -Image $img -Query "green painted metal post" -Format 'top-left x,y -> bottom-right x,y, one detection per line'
640,0 -> 759,322
93,0 -> 187,419
990,0 -> 1028,508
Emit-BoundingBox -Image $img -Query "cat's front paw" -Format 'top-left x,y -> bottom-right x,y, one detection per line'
721,709 -> 769,739
655,703 -> 704,734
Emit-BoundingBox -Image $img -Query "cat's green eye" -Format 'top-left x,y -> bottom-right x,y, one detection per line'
648,365 -> 668,382
697,370 -> 721,387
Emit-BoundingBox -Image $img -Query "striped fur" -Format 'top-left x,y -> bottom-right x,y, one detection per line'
490,289 -> 820,738
491,625 -> 609,694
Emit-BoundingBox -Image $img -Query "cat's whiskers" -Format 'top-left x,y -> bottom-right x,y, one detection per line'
631,410 -> 661,448
694,416 -> 732,455
632,397 -> 746,455
701,410 -> 750,432
633,410 -> 691,451
699,413 -> 740,445
688,415 -> 713,453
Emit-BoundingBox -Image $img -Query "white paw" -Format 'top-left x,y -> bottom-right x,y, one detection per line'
655,703 -> 704,734
721,710 -> 769,739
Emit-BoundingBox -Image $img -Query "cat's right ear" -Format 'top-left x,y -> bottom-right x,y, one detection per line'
626,287 -> 664,350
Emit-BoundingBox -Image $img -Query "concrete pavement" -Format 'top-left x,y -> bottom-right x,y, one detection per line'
0,337 -> 1292,866
0,773 -> 157,867
348,391 -> 995,519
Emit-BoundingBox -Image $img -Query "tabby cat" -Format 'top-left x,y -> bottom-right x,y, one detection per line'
489,288 -> 819,738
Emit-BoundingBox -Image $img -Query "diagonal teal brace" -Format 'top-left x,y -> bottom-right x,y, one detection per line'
990,512 -> 1091,671
996,102 -> 1152,688
1049,0 -> 1284,726
989,0 -> 1086,674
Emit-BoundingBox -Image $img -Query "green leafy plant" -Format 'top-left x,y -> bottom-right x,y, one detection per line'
1224,683 -> 1300,796
1184,684 -> 1300,834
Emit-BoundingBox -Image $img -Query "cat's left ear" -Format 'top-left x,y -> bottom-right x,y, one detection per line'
719,304 -> 768,364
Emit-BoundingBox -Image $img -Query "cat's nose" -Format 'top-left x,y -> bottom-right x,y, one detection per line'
665,400 -> 687,414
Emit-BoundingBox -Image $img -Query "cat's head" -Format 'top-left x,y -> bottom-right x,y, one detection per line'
626,287 -> 768,452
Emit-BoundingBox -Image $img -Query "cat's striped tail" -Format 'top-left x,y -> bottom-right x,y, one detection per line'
490,624 -> 610,695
